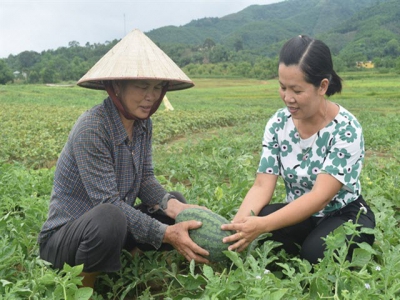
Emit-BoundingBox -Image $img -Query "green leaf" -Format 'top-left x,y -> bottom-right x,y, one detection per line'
176,273 -> 207,291
309,277 -> 331,298
214,186 -> 224,201
270,288 -> 288,300
0,279 -> 12,286
70,264 -> 84,277
223,250 -> 243,269
356,241 -> 377,254
359,227 -> 375,235
39,273 -> 56,285
202,264 -> 214,280
189,259 -> 195,275
74,287 -> 93,300
349,248 -> 371,267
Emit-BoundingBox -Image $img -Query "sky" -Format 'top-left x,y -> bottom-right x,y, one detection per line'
0,0 -> 282,59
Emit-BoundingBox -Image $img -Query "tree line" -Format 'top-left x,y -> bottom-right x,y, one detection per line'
0,39 -> 280,85
1,27 -> 400,85
0,40 -> 119,85
1,35 -> 400,85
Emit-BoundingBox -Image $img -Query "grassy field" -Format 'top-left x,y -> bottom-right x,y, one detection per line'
0,71 -> 399,299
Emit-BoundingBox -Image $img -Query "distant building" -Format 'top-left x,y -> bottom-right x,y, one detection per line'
356,61 -> 374,68
12,70 -> 28,79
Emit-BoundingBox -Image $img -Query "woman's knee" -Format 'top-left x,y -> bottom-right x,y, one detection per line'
300,217 -> 376,264
258,203 -> 287,217
300,238 -> 325,264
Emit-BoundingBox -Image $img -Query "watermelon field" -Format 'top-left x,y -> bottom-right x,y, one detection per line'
0,71 -> 399,299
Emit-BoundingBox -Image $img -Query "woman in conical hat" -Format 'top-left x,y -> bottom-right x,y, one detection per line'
38,29 -> 209,289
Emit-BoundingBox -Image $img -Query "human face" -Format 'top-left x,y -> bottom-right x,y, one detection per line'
117,80 -> 164,119
278,64 -> 326,122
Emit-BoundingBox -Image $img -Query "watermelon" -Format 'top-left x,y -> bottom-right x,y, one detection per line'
175,207 -> 235,262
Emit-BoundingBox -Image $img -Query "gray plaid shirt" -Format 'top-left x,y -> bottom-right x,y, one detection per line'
39,97 -> 168,249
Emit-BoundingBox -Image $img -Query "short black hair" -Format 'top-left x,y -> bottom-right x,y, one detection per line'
279,35 -> 342,96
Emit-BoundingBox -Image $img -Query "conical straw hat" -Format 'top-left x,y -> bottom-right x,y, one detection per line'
77,29 -> 194,91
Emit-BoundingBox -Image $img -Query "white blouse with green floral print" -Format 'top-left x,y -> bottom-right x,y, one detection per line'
257,104 -> 364,217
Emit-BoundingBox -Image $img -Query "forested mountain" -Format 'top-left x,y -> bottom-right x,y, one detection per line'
147,0 -> 387,49
1,0 -> 399,84
149,0 -> 399,66
319,0 -> 400,66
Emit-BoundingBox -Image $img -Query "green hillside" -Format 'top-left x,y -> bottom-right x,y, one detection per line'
147,0 -> 394,50
319,0 -> 400,62
146,0 -> 399,73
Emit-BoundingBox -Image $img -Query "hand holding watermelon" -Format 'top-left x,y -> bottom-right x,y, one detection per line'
221,216 -> 265,252
175,208 -> 236,263
163,218 -> 210,264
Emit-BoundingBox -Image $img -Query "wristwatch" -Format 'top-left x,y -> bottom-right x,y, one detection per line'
160,193 -> 176,210
148,193 -> 176,214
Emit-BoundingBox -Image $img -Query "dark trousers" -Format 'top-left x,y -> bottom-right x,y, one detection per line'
258,195 -> 375,264
39,192 -> 186,273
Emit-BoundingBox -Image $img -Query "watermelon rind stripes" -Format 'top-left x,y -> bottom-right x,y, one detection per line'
175,208 -> 235,262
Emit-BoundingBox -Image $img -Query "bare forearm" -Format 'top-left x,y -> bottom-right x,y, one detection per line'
234,174 -> 277,221
261,173 -> 343,232
222,174 -> 343,252
261,192 -> 329,232
235,186 -> 272,220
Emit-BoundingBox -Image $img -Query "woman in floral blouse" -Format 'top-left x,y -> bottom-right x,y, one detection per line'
222,35 -> 375,264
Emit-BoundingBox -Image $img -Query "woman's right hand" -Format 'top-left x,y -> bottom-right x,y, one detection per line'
163,220 -> 210,264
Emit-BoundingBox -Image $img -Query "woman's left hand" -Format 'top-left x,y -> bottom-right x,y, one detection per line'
221,216 -> 264,252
